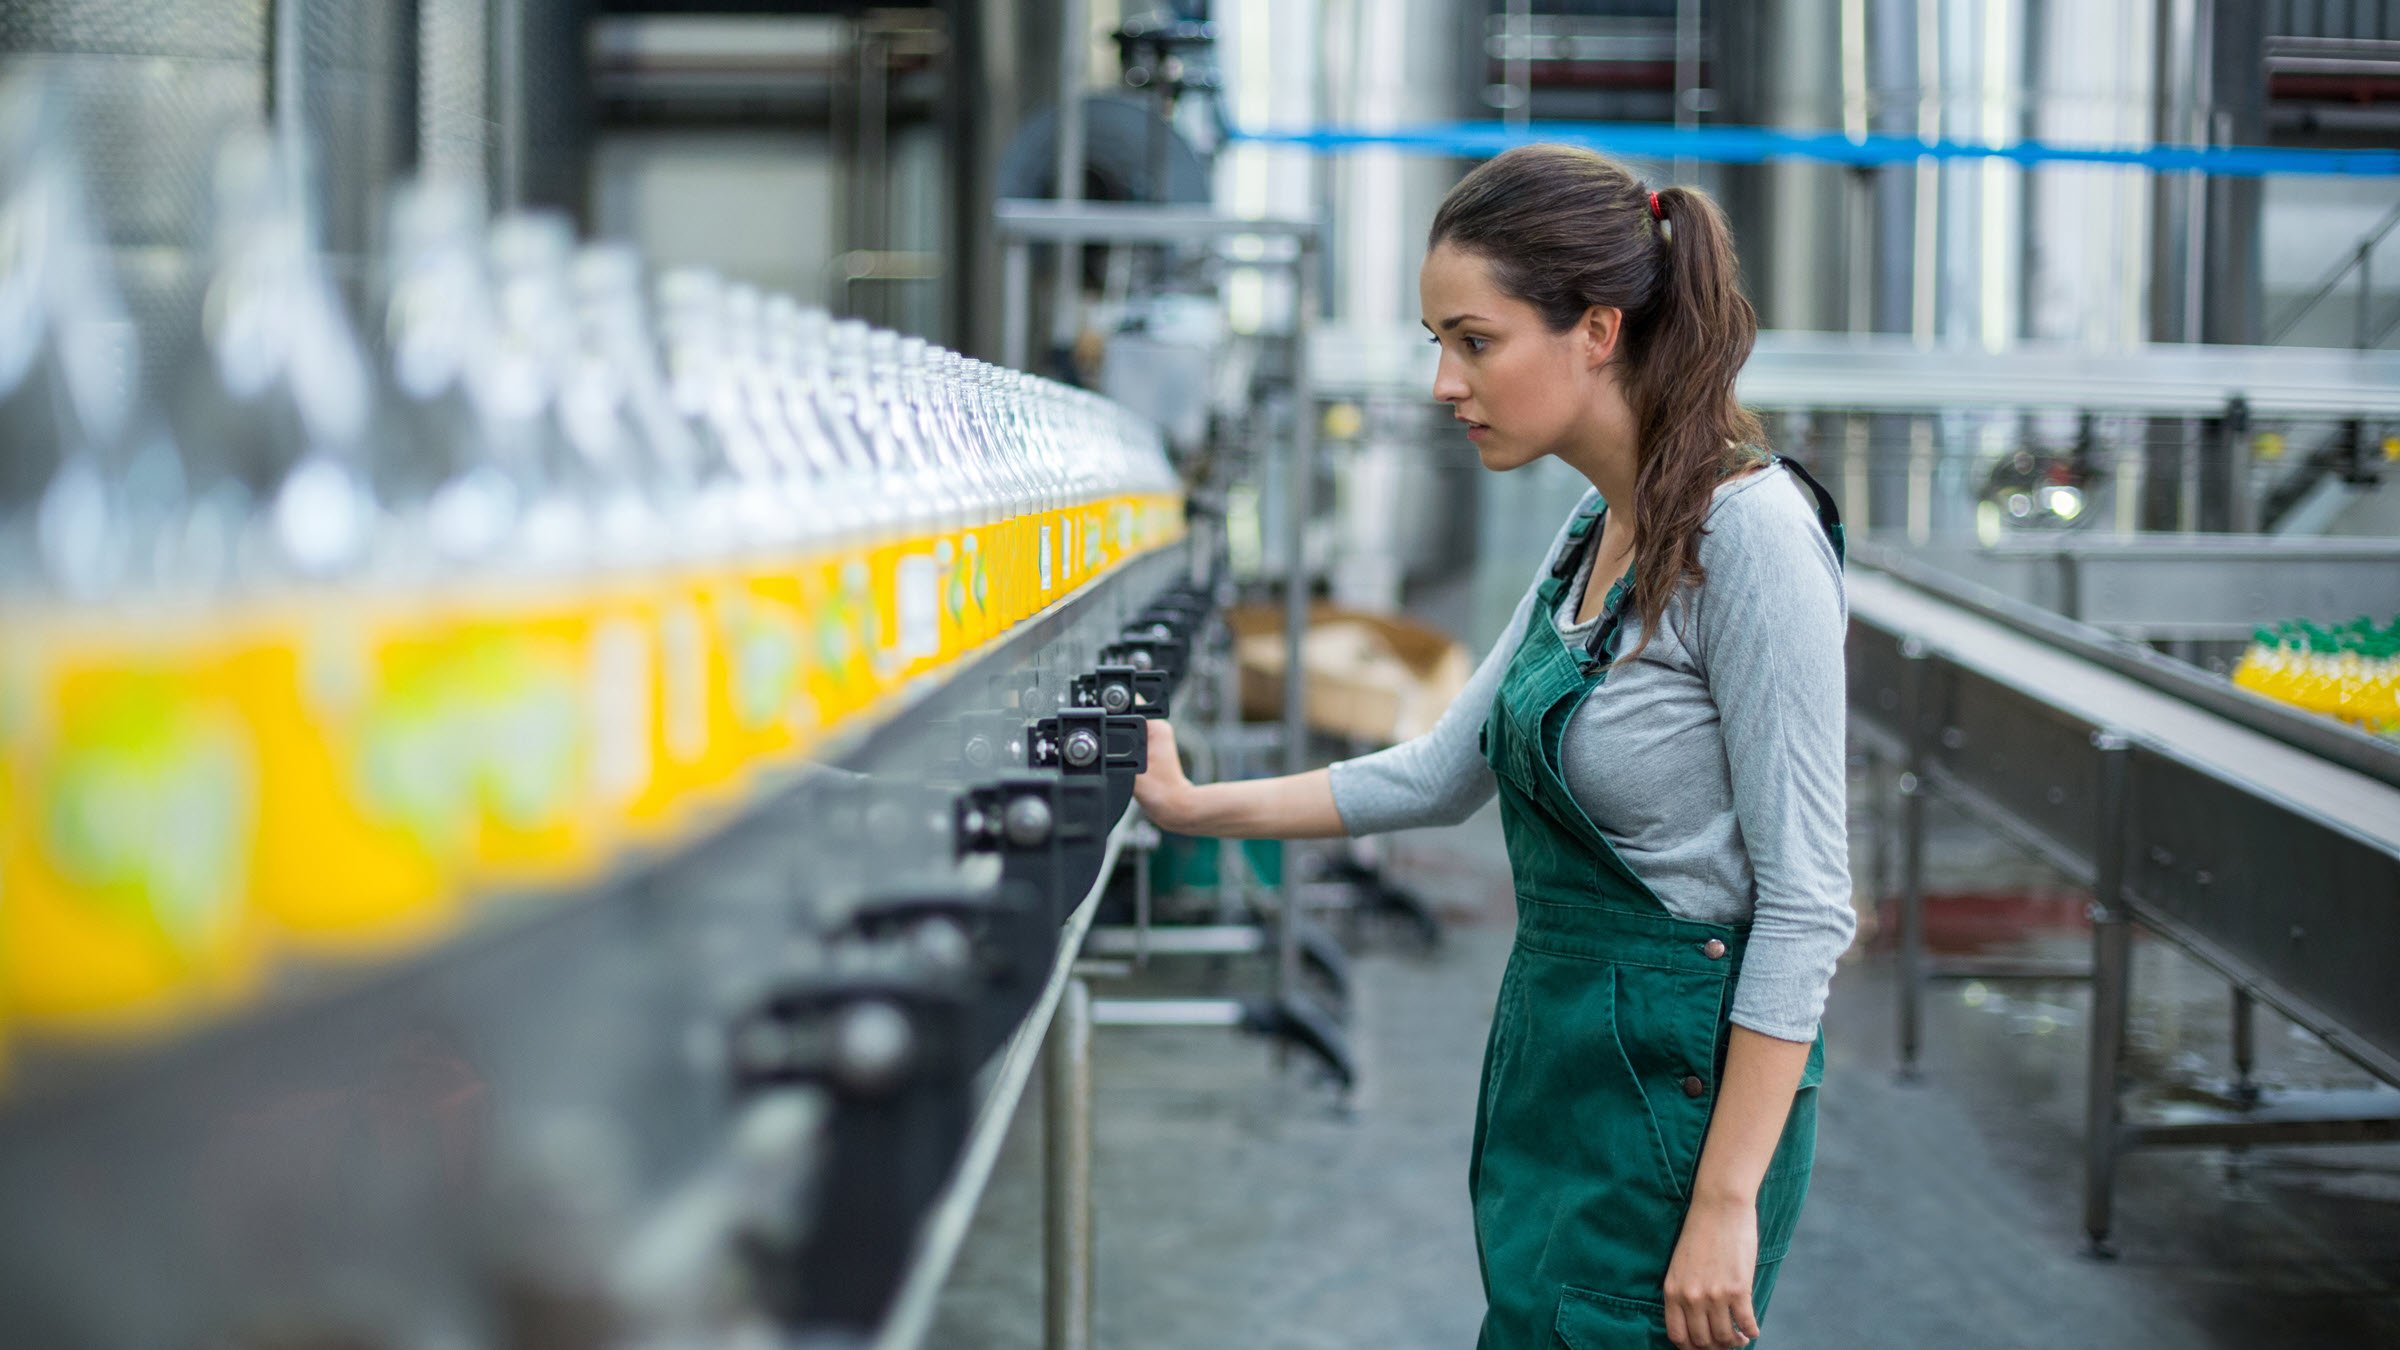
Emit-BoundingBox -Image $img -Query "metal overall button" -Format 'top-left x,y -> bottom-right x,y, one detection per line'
1681,1074 -> 1707,1099
1701,938 -> 1726,960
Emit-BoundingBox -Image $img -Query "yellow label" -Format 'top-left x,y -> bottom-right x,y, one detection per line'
807,553 -> 883,732
229,599 -> 467,957
614,573 -> 752,840
451,595 -> 610,891
719,564 -> 817,777
1,618 -> 265,1033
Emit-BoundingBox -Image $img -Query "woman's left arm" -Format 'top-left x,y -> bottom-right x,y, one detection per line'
1663,481 -> 1859,1349
1662,1026 -> 1811,1349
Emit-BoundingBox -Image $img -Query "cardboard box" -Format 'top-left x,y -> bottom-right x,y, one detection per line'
1226,604 -> 1473,746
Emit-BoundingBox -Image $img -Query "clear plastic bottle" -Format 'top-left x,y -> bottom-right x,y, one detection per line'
443,210 -> 621,887
5,122 -> 271,1032
576,242 -> 756,830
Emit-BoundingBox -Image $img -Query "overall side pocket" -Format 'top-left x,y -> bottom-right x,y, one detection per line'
1610,960 -> 1734,1201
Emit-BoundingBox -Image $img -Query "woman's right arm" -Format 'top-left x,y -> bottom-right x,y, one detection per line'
1135,492 -> 1582,842
1133,719 -> 1349,839
1133,569 -> 1546,840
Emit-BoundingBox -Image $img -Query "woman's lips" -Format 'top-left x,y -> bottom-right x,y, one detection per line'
1464,422 -> 1490,442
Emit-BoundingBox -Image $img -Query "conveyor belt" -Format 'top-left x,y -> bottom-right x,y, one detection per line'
1849,568 -> 2400,847
1846,558 -> 2400,1252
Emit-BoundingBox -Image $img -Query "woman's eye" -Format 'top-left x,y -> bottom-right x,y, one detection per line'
1463,336 -> 1488,354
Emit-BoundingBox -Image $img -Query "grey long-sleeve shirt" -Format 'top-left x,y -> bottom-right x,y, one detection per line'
1327,463 -> 1856,1042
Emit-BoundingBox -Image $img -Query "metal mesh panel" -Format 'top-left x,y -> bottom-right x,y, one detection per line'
419,0 -> 493,191
0,0 -> 265,62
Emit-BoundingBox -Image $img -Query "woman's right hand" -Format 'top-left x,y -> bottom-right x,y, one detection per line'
1133,717 -> 1199,832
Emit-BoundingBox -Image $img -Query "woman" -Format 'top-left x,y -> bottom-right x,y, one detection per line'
1132,145 -> 1854,1350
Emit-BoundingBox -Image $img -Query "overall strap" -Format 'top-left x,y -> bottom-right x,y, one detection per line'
1772,453 -> 1848,564
1574,454 -> 1847,669
1551,499 -> 1604,577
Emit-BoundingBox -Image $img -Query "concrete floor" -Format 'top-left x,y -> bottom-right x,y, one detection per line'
927,774 -> 2400,1349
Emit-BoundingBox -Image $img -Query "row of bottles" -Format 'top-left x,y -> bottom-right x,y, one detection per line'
2231,617 -> 2400,738
0,96 -> 1182,1067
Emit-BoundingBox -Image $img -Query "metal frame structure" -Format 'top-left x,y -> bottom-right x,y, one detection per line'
994,198 -> 1357,1089
1307,326 -> 2400,416
1845,546 -> 2400,1254
1895,535 -> 2400,643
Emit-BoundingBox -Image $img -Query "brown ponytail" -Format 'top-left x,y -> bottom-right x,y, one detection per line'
1428,146 -> 1764,665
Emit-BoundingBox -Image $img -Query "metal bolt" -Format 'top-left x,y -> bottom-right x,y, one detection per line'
833,1001 -> 913,1093
1939,727 -> 1965,750
959,806 -> 990,841
963,734 -> 994,767
1126,648 -> 1154,671
1003,794 -> 1054,846
1062,727 -> 1102,768
1099,682 -> 1133,714
916,917 -> 974,971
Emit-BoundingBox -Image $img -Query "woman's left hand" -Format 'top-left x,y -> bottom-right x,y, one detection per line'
1662,1194 -> 1762,1350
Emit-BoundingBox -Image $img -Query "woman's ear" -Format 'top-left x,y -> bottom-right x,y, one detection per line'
1580,304 -> 1624,369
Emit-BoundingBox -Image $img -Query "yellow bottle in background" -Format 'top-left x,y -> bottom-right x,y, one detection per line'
1,610 -> 265,1037
0,623 -> 24,1087
960,522 -> 992,656
450,585 -> 612,893
614,569 -> 740,844
719,557 -> 815,779
806,551 -> 882,735
230,590 -> 469,958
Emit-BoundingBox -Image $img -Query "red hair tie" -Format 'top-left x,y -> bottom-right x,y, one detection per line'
1648,190 -> 1664,221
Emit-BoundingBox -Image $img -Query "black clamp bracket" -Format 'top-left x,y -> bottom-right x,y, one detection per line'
1028,705 -> 1147,823
833,880 -> 1054,1069
724,965 -> 974,1334
1073,663 -> 1172,719
955,776 -> 1114,924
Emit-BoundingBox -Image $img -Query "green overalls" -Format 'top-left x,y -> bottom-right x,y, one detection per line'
1470,455 -> 1844,1348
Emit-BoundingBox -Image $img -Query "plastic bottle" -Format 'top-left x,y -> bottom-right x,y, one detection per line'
3,113 -> 267,1034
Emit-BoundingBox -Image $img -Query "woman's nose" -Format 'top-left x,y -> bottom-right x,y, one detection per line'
1431,352 -> 1469,406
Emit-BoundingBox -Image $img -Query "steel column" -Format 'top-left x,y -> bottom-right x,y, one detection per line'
1043,977 -> 1095,1350
2080,731 -> 2134,1258
1896,638 -> 1931,1081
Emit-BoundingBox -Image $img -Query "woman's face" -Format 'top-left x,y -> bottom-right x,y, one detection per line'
1419,243 -> 1616,472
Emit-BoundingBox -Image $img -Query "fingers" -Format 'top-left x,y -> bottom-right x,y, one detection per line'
1704,1299 -> 1745,1349
1734,1294 -> 1762,1342
1133,719 -> 1191,830
1143,716 -> 1178,768
1665,1289 -> 1754,1350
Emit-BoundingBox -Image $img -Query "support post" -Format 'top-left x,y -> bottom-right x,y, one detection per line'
1896,639 -> 1931,1081
2231,986 -> 2259,1105
2081,731 -> 2134,1259
1274,240 -> 1319,1025
1044,978 -> 1094,1350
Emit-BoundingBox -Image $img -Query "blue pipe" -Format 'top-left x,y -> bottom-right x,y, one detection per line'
1225,120 -> 2400,179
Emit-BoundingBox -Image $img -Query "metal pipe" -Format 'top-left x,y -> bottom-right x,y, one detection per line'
1896,639 -> 1930,1082
1050,0 -> 1091,362
1277,240 -> 1320,1014
494,0 -> 527,209
2357,240 -> 2375,351
2081,731 -> 2134,1258
1003,241 -> 1032,372
1503,0 -> 1531,130
1673,0 -> 1701,185
2232,986 -> 2259,1104
1043,977 -> 1095,1350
